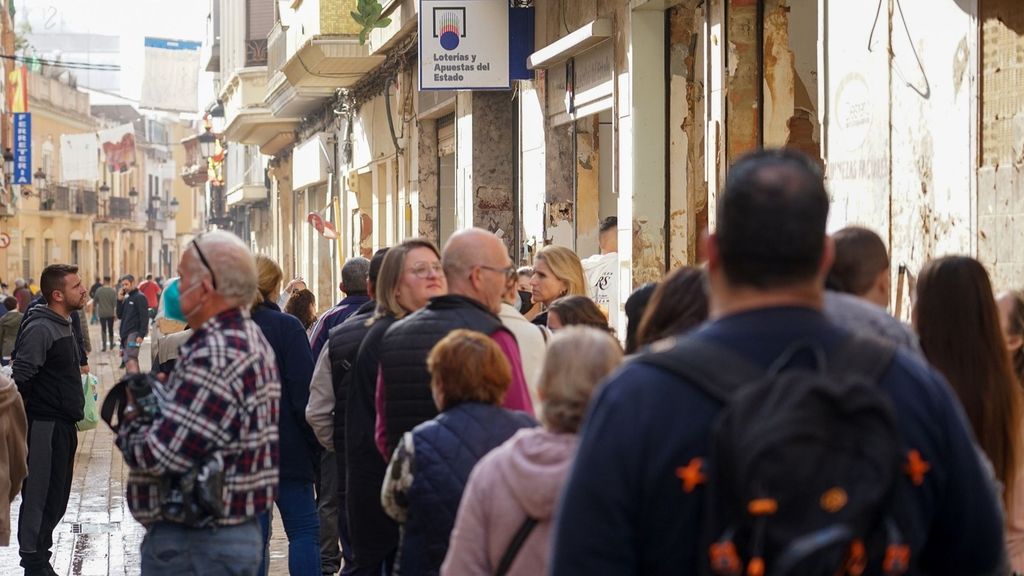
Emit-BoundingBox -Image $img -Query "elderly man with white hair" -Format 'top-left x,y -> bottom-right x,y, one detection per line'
114,230 -> 281,576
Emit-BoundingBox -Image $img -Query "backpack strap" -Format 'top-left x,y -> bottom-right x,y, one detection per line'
829,333 -> 898,384
494,516 -> 539,576
634,336 -> 763,403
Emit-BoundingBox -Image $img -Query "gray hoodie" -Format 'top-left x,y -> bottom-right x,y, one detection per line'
11,304 -> 83,423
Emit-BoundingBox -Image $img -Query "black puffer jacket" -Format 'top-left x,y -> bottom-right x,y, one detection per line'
345,314 -> 399,569
377,295 -> 504,454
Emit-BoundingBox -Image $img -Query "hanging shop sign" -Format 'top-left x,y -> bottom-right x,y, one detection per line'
12,113 -> 31,185
419,0 -> 509,91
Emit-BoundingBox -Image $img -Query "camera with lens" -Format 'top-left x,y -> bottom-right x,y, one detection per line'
159,455 -> 226,528
122,372 -> 161,424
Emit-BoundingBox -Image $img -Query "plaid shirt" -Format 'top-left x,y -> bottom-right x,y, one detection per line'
116,308 -> 280,527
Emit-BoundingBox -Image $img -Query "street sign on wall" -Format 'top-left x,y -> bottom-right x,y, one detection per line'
13,113 -> 31,185
418,0 -> 509,91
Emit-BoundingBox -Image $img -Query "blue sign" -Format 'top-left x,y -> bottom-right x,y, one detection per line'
12,112 -> 31,185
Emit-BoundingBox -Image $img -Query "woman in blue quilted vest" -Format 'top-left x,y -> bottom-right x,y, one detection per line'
381,329 -> 537,576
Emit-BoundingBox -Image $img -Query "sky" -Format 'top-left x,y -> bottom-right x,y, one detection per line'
17,0 -> 214,115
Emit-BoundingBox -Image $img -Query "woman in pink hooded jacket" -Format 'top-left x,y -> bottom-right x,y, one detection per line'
441,326 -> 622,575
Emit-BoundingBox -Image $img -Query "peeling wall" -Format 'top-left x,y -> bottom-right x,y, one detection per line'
417,117 -> 439,245
576,117 -> 601,256
979,0 -> 1024,291
469,91 -> 517,252
668,3 -> 707,268
726,0 -> 760,161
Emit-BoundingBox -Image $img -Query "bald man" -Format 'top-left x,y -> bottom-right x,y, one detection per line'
375,228 -> 535,457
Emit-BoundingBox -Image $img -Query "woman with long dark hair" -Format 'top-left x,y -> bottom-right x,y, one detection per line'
635,267 -> 709,349
914,256 -> 1024,570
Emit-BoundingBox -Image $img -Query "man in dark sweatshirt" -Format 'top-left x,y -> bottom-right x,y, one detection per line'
12,264 -> 88,576
116,274 -> 149,367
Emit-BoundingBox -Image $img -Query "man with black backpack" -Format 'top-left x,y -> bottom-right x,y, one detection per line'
551,149 -> 1006,576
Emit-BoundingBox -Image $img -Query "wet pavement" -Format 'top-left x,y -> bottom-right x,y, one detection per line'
1,323 -> 291,575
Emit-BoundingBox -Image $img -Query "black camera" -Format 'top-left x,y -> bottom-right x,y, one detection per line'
160,456 -> 227,528
124,372 -> 161,423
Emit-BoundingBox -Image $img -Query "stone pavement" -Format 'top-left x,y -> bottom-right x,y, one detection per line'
1,322 -> 292,575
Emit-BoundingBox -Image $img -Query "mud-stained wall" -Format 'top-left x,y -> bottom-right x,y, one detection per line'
469,91 -> 517,253
668,2 -> 707,267
726,0 -> 760,162
761,0 -> 820,162
978,0 -> 1024,291
417,117 -> 439,246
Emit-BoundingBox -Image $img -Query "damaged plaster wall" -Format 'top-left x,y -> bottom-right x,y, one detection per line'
978,0 -> 1024,291
469,91 -> 517,251
668,2 -> 707,268
762,0 -> 820,162
726,0 -> 760,162
824,0 -> 976,318
417,117 -> 439,245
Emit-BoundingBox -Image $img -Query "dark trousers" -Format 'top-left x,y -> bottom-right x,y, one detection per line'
19,419 -> 77,572
315,451 -> 342,575
99,316 -> 115,350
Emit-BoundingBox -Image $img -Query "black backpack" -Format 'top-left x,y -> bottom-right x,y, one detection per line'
639,334 -> 912,576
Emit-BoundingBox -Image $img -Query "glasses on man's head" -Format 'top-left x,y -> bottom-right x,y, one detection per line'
478,265 -> 517,279
191,238 -> 219,290
408,261 -> 444,279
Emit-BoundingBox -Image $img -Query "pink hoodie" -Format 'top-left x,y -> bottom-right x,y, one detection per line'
441,427 -> 577,576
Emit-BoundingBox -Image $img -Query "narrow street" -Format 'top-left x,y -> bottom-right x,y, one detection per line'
1,322 -> 291,576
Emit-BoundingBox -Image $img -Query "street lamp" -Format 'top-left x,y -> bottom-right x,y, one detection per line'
33,168 -> 47,191
168,196 -> 180,216
3,149 -> 13,181
198,128 -> 217,158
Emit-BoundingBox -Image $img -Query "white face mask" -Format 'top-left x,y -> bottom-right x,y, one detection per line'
513,289 -> 522,311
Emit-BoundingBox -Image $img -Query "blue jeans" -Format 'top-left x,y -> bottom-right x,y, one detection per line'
260,479 -> 321,576
141,519 -> 262,576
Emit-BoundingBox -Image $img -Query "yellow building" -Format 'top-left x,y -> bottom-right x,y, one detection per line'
0,71 -> 101,286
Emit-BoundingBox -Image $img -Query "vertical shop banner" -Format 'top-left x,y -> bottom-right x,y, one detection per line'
419,0 -> 509,90
140,37 -> 201,113
7,65 -> 27,114
99,123 -> 137,173
12,113 -> 31,185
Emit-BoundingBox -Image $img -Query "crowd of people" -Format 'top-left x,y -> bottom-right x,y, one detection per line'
1,147 -> 1022,576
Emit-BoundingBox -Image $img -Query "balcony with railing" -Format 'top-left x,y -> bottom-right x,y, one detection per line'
226,143 -> 268,207
267,21 -> 288,85
108,197 -> 133,220
39,186 -> 99,214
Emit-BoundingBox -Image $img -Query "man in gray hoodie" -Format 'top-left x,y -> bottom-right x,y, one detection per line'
12,264 -> 87,576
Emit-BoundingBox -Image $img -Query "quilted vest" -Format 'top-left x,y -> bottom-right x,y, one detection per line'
378,295 -> 505,455
399,403 -> 536,576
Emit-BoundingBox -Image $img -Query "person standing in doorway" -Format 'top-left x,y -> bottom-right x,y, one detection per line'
93,277 -> 118,352
12,264 -> 88,575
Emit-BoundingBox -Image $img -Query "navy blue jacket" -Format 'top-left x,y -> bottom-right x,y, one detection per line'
251,302 -> 319,482
310,293 -> 372,359
551,307 -> 1005,576
401,402 -> 536,576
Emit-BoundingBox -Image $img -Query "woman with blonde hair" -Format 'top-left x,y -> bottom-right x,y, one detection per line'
529,245 -> 587,326
346,239 -> 447,575
442,326 -> 621,576
250,255 -> 320,576
383,330 -> 537,576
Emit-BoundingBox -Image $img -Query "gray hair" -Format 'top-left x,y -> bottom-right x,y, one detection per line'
188,230 -> 258,307
538,326 -> 622,433
341,257 -> 370,294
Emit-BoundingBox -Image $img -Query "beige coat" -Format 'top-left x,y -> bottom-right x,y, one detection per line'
0,373 -> 27,546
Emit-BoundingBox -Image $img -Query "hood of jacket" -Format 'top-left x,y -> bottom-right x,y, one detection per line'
494,428 -> 578,520
22,303 -> 71,329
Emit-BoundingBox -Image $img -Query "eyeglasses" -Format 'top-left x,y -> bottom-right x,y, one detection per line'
478,265 -> 517,279
408,262 -> 444,279
191,238 -> 218,290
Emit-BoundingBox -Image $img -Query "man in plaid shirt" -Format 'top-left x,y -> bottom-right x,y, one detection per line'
115,231 -> 280,575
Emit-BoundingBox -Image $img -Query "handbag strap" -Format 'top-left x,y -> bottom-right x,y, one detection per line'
494,516 -> 539,576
